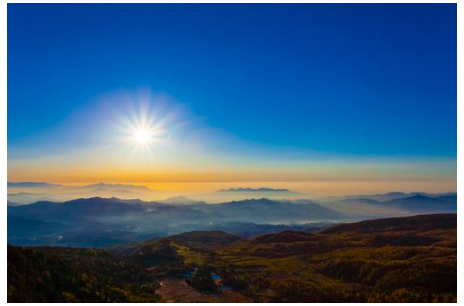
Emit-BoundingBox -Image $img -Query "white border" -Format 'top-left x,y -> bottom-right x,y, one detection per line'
3,1 -> 459,305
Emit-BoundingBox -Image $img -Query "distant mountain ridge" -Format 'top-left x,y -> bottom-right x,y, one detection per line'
83,183 -> 153,191
7,197 -> 162,222
344,191 -> 456,202
382,194 -> 457,212
7,182 -> 157,204
7,192 -> 57,205
218,187 -> 292,192
8,197 -> 343,222
7,190 -> 458,248
7,181 -> 154,190
341,194 -> 457,213
7,196 -> 344,247
7,182 -> 62,188
200,198 -> 343,223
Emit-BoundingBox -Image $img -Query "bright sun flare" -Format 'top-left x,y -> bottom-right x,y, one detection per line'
134,128 -> 152,145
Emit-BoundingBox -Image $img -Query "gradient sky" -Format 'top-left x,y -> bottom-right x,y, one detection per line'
7,4 -> 457,193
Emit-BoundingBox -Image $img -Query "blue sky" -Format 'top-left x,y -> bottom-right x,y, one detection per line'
7,4 -> 457,188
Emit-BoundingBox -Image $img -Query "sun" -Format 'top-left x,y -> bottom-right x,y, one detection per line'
117,97 -> 174,153
133,127 -> 152,145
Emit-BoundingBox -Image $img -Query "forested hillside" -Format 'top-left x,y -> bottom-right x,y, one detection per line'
8,214 -> 457,303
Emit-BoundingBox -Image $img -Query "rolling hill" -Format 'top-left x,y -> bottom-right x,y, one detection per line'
215,213 -> 457,302
8,213 -> 456,302
323,213 -> 457,234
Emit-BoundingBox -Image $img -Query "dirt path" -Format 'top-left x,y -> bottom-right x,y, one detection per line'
158,278 -> 250,303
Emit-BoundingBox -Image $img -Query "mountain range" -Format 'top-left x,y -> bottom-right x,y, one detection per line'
7,182 -> 62,188
7,197 -> 343,247
7,190 -> 458,248
218,187 -> 292,192
341,194 -> 457,212
7,182 -> 157,204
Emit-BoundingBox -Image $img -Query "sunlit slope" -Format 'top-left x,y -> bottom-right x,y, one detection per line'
8,214 -> 457,302
215,213 -> 456,302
